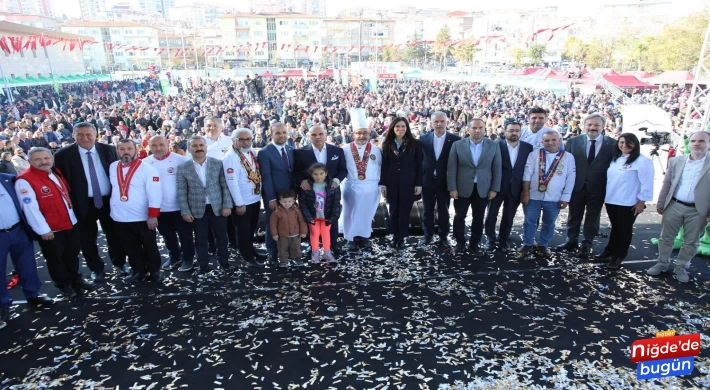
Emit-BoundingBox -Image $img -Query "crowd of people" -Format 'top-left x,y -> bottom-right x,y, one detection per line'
0,76 -> 708,331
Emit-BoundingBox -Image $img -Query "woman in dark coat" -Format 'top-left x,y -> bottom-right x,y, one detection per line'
379,117 -> 423,250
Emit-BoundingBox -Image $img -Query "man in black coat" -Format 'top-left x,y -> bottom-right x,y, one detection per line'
484,121 -> 533,252
294,125 -> 347,252
419,111 -> 460,247
54,122 -> 129,281
556,113 -> 616,257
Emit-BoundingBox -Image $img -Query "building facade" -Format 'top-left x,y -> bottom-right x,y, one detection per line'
324,17 -> 395,65
61,21 -> 161,72
0,21 -> 87,79
79,0 -> 107,20
0,12 -> 59,30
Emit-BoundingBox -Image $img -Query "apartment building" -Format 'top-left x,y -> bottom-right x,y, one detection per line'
323,17 -> 395,64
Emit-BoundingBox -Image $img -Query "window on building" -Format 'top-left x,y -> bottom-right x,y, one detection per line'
256,51 -> 264,56
136,29 -> 144,34
279,20 -> 288,25
310,21 -> 318,25
279,31 -> 288,37
78,29 -> 86,34
32,50 -> 36,58
125,29 -> 133,34
254,31 -> 264,36
312,41 -> 318,45
111,29 -> 120,34
309,31 -> 316,36
115,52 -> 123,57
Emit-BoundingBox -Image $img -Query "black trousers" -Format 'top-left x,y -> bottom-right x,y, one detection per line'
226,213 -> 238,248
386,186 -> 416,238
194,205 -> 229,266
421,180 -> 451,238
115,221 -> 161,275
604,203 -> 638,259
157,211 -> 195,264
234,202 -> 261,261
484,192 -> 521,244
77,196 -> 126,272
566,187 -> 605,246
37,228 -> 82,288
453,184 -> 489,245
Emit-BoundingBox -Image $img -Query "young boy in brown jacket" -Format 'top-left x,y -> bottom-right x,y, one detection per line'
270,189 -> 308,267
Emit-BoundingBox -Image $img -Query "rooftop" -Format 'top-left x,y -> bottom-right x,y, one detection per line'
61,21 -> 153,28
0,21 -> 91,40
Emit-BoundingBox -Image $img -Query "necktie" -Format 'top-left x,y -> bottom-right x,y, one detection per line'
588,139 -> 596,165
281,147 -> 290,172
86,151 -> 103,209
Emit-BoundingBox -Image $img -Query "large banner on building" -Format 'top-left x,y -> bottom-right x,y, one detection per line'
350,62 -> 401,77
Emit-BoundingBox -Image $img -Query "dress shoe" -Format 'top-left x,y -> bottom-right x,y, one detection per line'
606,257 -> 623,270
359,238 -> 373,249
485,241 -> 497,251
394,238 -> 405,250
438,237 -> 452,248
452,242 -> 466,255
499,242 -> 511,252
518,245 -> 535,257
74,279 -> 97,291
278,260 -> 289,268
253,249 -> 268,260
219,263 -> 233,272
0,307 -> 10,321
578,244 -> 593,259
161,258 -> 181,270
27,296 -> 54,306
148,271 -> 165,283
555,241 -> 578,252
59,285 -> 77,299
117,264 -> 132,276
469,244 -> 485,256
243,258 -> 263,267
421,235 -> 434,245
292,258 -> 305,266
208,247 -> 217,256
178,262 -> 195,272
536,246 -> 553,257
594,249 -> 613,262
123,273 -> 146,283
7,273 -> 19,289
0,319 -> 6,330
91,270 -> 106,282
347,241 -> 359,252
198,265 -> 213,274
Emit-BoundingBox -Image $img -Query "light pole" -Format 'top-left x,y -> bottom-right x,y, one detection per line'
358,10 -> 362,64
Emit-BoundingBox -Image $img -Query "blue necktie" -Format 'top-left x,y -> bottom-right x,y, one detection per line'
86,151 -> 103,209
281,147 -> 290,172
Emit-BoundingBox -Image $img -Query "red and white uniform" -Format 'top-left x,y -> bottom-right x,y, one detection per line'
143,152 -> 189,212
222,148 -> 261,207
109,160 -> 162,222
15,167 -> 77,235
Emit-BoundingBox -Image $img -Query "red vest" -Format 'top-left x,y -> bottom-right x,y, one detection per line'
17,166 -> 74,232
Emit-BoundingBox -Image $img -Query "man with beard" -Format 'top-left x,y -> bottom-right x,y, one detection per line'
484,121 -> 533,252
144,136 -> 194,271
223,128 -> 267,267
340,108 -> 383,251
109,139 -> 164,283
15,147 -> 95,298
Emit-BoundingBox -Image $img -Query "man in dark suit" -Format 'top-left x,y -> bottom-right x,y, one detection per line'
484,121 -> 533,252
556,113 -> 615,257
258,122 -> 295,263
0,172 -> 53,325
419,111 -> 460,247
54,122 -> 129,281
448,118 -> 502,255
294,125 -> 347,252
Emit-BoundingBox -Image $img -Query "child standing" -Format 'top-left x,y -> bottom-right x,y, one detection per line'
270,189 -> 308,267
299,163 -> 342,263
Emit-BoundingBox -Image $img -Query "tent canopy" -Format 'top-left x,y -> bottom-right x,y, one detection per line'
622,71 -> 654,80
603,74 -> 658,89
649,71 -> 694,85
317,69 -> 334,78
260,71 -> 277,77
278,69 -> 310,78
593,68 -> 618,75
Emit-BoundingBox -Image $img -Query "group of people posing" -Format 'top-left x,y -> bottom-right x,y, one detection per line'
2,105 -> 709,331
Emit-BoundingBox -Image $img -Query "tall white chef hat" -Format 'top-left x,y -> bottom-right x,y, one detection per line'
349,108 -> 368,130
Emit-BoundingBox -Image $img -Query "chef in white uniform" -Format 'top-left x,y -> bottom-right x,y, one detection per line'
340,108 -> 382,250
204,116 -> 233,160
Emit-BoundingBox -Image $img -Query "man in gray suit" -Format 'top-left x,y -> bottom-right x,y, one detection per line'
448,118 -> 502,255
556,113 -> 615,257
647,131 -> 710,283
177,136 -> 233,274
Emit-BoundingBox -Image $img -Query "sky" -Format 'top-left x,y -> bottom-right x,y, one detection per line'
54,0 -> 705,20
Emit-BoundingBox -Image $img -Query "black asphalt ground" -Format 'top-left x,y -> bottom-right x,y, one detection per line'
2,210 -> 709,389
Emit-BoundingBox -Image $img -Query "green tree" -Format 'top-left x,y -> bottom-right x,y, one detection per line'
563,36 -> 587,61
646,11 -> 709,71
434,24 -> 452,70
405,32 -> 432,65
452,39 -> 481,65
528,43 -> 547,65
508,47 -> 526,67
382,46 -> 404,62
583,38 -> 612,69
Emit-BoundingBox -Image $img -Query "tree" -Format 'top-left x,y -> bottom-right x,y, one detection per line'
382,46 -> 405,62
405,32 -> 432,65
508,47 -> 526,67
563,36 -> 586,61
452,40 -> 481,65
527,43 -> 547,66
646,11 -> 709,72
434,25 -> 452,70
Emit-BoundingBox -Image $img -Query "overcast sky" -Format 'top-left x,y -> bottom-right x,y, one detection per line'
54,0 -> 706,20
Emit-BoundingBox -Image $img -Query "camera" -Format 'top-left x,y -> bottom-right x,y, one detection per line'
639,127 -> 671,156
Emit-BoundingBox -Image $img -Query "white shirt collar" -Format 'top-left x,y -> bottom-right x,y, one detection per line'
79,144 -> 97,154
434,132 -> 446,139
